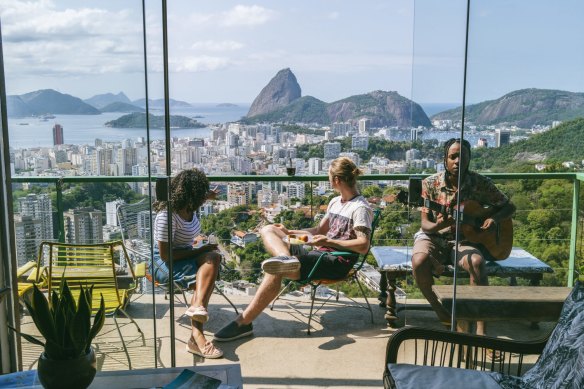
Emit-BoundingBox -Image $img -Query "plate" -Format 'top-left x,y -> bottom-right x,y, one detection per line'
283,234 -> 313,245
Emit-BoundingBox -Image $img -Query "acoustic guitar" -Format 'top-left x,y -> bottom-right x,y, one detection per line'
396,191 -> 513,260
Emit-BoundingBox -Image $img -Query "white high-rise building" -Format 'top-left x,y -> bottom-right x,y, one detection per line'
105,199 -> 125,226
324,142 -> 342,160
287,182 -> 306,200
352,134 -> 369,150
495,129 -> 511,147
14,215 -> 43,266
18,193 -> 53,241
358,118 -> 370,133
64,208 -> 104,244
308,158 -> 323,175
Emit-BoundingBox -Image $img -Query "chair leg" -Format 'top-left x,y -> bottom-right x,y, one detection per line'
214,284 -> 239,314
270,280 -> 294,310
113,313 -> 133,370
307,285 -> 318,335
354,277 -> 374,323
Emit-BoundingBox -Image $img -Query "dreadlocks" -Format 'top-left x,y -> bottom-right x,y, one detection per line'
443,137 -> 471,160
153,169 -> 210,213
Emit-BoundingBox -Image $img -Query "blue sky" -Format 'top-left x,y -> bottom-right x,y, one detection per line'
1,0 -> 583,105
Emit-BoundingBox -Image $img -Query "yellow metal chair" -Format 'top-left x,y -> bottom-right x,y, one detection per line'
36,241 -> 143,369
271,209 -> 381,334
16,261 -> 44,304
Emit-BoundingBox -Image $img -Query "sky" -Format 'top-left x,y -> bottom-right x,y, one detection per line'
1,0 -> 584,105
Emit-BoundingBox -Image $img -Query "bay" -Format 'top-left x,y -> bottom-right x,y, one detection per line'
7,103 -> 250,149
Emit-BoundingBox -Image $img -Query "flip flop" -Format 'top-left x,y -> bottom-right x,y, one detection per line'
185,306 -> 209,323
186,338 -> 223,359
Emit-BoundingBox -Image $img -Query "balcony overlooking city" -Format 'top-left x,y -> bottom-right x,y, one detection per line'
2,1 -> 584,388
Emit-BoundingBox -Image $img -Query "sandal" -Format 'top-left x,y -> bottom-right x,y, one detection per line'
487,349 -> 504,362
185,306 -> 208,323
186,337 -> 223,359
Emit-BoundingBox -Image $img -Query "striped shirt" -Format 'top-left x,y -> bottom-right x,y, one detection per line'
153,210 -> 201,248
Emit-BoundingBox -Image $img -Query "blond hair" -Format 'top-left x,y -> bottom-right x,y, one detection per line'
329,157 -> 362,188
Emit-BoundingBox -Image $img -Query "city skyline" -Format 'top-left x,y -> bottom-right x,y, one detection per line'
1,1 -> 583,105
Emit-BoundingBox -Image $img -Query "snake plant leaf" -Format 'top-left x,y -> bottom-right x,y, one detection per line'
30,284 -> 57,342
50,290 -> 59,321
70,285 -> 92,354
87,294 -> 105,347
7,325 -> 45,347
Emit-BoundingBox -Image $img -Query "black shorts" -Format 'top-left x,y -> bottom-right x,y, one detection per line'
290,245 -> 359,280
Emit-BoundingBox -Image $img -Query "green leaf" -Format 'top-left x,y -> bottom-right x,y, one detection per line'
7,325 -> 45,347
88,294 -> 105,345
30,284 -> 56,341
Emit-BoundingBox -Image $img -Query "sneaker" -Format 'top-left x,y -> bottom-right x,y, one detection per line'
261,256 -> 301,274
213,321 -> 253,342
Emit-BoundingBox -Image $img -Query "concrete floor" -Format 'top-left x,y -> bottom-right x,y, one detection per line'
19,290 -> 555,388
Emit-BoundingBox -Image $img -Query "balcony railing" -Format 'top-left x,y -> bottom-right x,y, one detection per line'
11,172 -> 583,287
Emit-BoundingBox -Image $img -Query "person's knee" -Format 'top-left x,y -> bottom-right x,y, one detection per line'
260,224 -> 277,236
411,253 -> 430,271
469,253 -> 485,270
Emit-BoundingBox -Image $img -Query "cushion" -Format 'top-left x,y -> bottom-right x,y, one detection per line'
385,363 -> 503,389
518,281 -> 584,389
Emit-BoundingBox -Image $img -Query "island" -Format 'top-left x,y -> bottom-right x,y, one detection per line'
105,112 -> 206,128
216,103 -> 238,107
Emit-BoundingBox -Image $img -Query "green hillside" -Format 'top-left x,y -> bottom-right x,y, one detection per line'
473,118 -> 584,171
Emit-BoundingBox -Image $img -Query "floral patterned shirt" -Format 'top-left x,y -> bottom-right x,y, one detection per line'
420,171 -> 509,240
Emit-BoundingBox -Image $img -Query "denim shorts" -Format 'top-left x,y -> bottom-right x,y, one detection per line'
150,248 -> 198,289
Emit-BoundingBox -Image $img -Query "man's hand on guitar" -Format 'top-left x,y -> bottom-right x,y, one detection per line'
435,213 -> 455,230
481,217 -> 497,230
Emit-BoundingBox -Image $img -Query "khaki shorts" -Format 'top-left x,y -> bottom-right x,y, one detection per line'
412,234 -> 484,265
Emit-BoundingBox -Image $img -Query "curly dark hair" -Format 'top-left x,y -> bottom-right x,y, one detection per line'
153,169 -> 209,213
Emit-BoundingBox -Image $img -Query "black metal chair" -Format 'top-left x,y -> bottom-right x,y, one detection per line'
270,208 -> 381,334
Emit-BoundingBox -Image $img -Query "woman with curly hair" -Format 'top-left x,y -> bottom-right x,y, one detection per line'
152,168 -> 223,358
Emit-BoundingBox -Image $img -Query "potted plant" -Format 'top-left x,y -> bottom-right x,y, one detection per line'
11,279 -> 105,389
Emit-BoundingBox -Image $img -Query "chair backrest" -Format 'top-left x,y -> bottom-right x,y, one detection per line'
37,241 -> 135,315
353,208 -> 382,272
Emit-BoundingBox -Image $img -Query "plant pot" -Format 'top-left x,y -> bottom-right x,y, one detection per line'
37,348 -> 97,389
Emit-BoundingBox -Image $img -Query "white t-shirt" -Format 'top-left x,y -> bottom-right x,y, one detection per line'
154,210 -> 201,249
324,195 -> 373,240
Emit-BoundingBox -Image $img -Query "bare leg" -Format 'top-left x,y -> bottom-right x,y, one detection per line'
457,250 -> 488,336
260,225 -> 291,257
412,252 -> 451,324
190,251 -> 220,348
236,270 -> 300,325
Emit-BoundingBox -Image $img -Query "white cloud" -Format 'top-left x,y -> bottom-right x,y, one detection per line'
1,0 -> 143,81
172,56 -> 231,72
190,40 -> 244,52
220,5 -> 277,27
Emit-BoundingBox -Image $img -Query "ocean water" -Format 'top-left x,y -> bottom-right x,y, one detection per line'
7,103 -> 250,149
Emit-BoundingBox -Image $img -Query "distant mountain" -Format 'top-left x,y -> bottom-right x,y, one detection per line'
85,92 -> 131,109
247,68 -> 301,117
132,98 -> 193,109
7,89 -> 100,117
6,96 -> 36,117
432,89 -> 584,127
217,103 -> 238,107
100,102 -> 145,113
105,112 -> 206,128
244,69 -> 430,127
